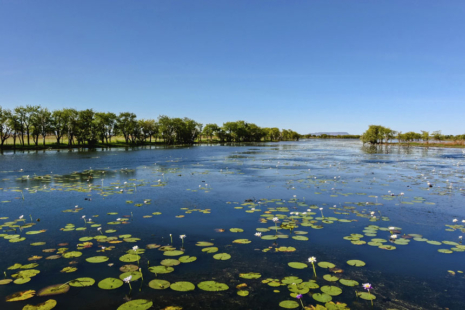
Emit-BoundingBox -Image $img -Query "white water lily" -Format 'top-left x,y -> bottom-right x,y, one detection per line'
19,215 -> 24,219
254,232 -> 262,237
391,234 -> 398,239
308,256 -> 317,263
132,245 -> 139,251
123,275 -> 132,283
97,227 -> 101,231
272,217 -> 279,222
319,208 -> 323,210
453,219 -> 458,222
388,226 -> 395,230
180,235 -> 186,239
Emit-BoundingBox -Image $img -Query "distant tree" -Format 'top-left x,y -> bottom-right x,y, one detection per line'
202,123 -> 220,142
0,107 -> 13,147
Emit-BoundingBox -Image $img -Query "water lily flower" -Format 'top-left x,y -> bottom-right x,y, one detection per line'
319,208 -> 323,210
123,275 -> 132,283
459,236 -> 463,239
19,215 -> 24,219
308,257 -> 317,263
132,246 -> 139,252
82,215 -> 86,219
362,283 -> 372,290
391,234 -> 398,239
388,226 -> 395,230
180,235 -> 186,239
254,232 -> 262,237
272,217 -> 279,222
97,227 -> 101,231
453,219 -> 458,222
296,294 -> 303,299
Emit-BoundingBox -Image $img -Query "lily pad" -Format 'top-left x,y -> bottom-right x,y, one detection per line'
119,265 -> 139,272
62,251 -> 82,258
86,256 -> 109,263
170,281 -> 195,292
148,279 -> 170,290
339,279 -> 359,287
213,253 -> 231,260
232,239 -> 251,244
239,272 -> 261,279
22,299 -> 57,310
197,281 -> 229,291
162,250 -> 184,257
98,278 -> 123,290
346,260 -> 365,267
117,299 -> 153,310
230,228 -> 244,233
323,274 -> 339,282
149,266 -> 174,274
161,259 -> 181,266
119,254 -> 141,262
196,241 -> 214,246
69,278 -> 95,287
288,262 -> 308,269
179,256 -> 197,263
279,300 -> 299,309
119,271 -> 141,281
321,285 -> 342,296
312,293 -> 332,303
5,290 -> 35,302
237,290 -> 249,296
357,292 -> 376,300
37,284 -> 70,296
318,262 -> 335,269
202,247 -> 219,253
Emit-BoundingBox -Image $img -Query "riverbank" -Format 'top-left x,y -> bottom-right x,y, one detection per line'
384,142 -> 465,148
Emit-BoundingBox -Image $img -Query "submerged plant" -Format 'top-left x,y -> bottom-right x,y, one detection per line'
308,256 -> 317,277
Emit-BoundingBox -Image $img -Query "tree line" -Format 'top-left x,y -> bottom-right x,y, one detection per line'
361,125 -> 465,145
0,105 -> 301,148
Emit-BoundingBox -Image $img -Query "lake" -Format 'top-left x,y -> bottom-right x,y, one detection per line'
1,140 -> 465,310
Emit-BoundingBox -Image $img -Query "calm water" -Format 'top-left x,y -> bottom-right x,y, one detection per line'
1,140 -> 465,310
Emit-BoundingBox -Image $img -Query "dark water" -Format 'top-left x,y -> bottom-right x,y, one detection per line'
0,140 -> 465,310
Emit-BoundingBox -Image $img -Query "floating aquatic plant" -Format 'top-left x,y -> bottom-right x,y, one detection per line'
308,257 -> 317,277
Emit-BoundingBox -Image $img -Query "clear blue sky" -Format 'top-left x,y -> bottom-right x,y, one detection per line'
1,1 -> 464,135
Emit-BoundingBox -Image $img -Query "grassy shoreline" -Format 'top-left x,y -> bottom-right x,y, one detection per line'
383,142 -> 465,148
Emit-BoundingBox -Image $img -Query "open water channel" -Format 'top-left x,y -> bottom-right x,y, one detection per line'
0,140 -> 464,310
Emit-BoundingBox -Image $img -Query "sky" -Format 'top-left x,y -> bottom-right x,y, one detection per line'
1,1 -> 464,135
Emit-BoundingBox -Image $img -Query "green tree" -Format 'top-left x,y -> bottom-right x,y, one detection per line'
0,107 -> 13,147
202,123 -> 220,142
117,112 -> 138,144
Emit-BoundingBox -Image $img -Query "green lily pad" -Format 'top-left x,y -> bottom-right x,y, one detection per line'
321,285 -> 342,296
279,300 -> 299,309
213,253 -> 231,260
346,260 -> 365,267
0,279 -> 13,285
281,276 -> 302,284
232,239 -> 251,244
202,247 -> 219,253
117,299 -> 153,310
323,274 -> 339,282
62,251 -> 82,258
14,278 -> 31,284
312,293 -> 332,303
261,235 -> 278,240
318,262 -> 335,269
197,281 -> 229,291
22,299 -> 57,310
357,292 -> 376,300
60,267 -> 77,273
288,284 -> 309,294
163,250 -> 184,256
239,272 -> 261,279
148,279 -> 170,290
98,278 -> 123,290
119,271 -> 141,282
292,236 -> 309,241
69,278 -> 95,287
37,284 -> 70,296
21,263 -> 39,269
438,249 -> 453,254
237,290 -> 249,296
119,254 -> 141,262
161,259 -> 181,266
288,262 -> 308,269
179,256 -> 197,263
230,228 -> 244,233
170,281 -> 195,292
196,241 -> 214,246
5,290 -> 36,302
148,266 -> 174,274
86,256 -> 109,263
339,279 -> 359,287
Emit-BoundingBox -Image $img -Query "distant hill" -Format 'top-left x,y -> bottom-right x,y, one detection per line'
309,132 -> 350,136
